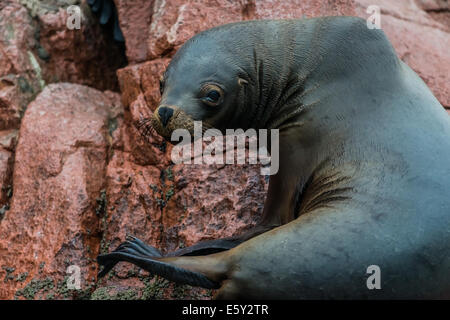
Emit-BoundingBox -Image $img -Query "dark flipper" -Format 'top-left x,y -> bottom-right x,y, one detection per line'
97,225 -> 277,277
97,239 -> 221,289
97,235 -> 162,277
96,225 -> 277,284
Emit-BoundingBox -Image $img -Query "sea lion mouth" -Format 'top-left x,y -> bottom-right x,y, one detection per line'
137,106 -> 214,145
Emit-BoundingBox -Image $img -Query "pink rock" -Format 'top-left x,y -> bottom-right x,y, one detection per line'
253,0 -> 356,19
0,83 -> 122,299
0,2 -> 43,108
0,3 -> 38,78
114,0 -> 154,63
141,0 -> 356,60
96,134 -> 267,299
0,76 -> 31,131
0,84 -> 21,131
117,58 -> 171,111
355,0 -> 450,108
164,163 -> 267,250
0,129 -> 18,151
117,60 -> 172,167
125,93 -> 169,166
38,4 -> 127,91
0,0 -> 126,104
146,0 -> 246,59
416,0 -> 450,29
416,0 -> 450,12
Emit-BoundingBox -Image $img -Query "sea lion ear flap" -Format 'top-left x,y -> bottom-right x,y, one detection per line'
238,78 -> 249,86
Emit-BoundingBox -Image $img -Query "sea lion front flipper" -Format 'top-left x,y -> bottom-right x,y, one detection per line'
97,239 -> 227,289
97,251 -> 220,289
97,236 -> 163,277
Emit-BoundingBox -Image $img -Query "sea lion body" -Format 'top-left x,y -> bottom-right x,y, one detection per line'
98,17 -> 450,299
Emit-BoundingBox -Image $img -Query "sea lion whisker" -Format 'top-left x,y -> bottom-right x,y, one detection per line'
135,117 -> 161,144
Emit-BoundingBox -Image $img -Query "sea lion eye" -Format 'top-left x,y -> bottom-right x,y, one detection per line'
206,90 -> 220,102
200,84 -> 223,107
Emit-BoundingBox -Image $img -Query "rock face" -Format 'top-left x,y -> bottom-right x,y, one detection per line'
115,0 -> 356,62
113,0 -> 153,63
0,0 -> 448,300
37,1 -> 127,91
355,0 -> 450,108
0,83 -> 121,299
0,0 -> 126,93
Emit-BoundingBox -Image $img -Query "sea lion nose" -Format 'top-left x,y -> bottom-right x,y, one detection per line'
158,106 -> 174,127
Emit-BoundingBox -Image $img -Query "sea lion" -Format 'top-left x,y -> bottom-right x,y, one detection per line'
97,17 -> 450,299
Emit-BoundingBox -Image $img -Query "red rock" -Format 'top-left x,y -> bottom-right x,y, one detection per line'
163,163 -> 267,249
417,0 -> 450,29
417,0 -> 450,12
114,0 -> 154,63
0,2 -> 39,78
356,0 -> 447,29
0,76 -> 33,131
355,0 -> 450,107
0,83 -> 122,299
117,59 -> 171,109
253,0 -> 356,18
0,0 -> 126,105
0,84 -> 21,131
0,129 -> 18,151
146,0 -> 246,59
38,3 -> 127,91
138,0 -> 356,60
117,60 -> 172,166
0,2 -> 44,106
125,94 -> 169,166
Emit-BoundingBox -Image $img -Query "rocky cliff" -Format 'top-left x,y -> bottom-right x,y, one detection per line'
0,0 -> 448,299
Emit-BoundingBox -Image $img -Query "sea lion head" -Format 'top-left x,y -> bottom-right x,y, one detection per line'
149,25 -> 257,142
148,18 -> 398,143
